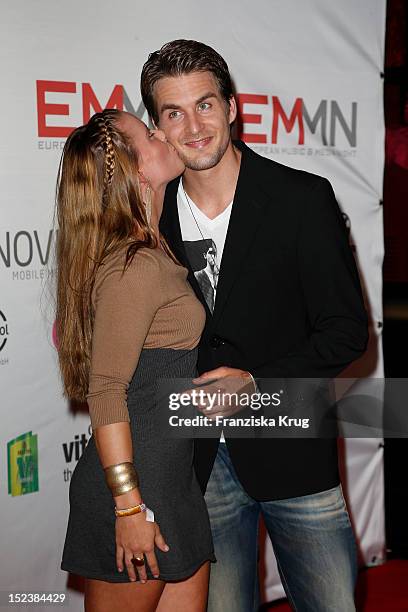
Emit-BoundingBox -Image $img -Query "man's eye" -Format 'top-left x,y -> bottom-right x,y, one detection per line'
168,111 -> 180,119
198,102 -> 211,111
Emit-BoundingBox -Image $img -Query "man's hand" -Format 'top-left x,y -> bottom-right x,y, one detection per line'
191,366 -> 256,419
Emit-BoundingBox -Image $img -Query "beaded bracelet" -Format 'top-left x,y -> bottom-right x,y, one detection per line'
114,502 -> 147,518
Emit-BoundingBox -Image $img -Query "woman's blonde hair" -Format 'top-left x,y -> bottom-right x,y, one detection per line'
56,109 -> 161,401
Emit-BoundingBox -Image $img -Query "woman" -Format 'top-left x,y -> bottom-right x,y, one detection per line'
56,109 -> 214,611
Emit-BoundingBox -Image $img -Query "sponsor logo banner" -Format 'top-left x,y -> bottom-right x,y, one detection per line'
0,229 -> 56,281
7,431 -> 39,496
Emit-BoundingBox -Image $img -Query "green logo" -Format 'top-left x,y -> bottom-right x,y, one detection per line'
7,431 -> 39,496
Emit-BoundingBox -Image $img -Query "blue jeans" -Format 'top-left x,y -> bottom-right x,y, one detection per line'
205,443 -> 357,612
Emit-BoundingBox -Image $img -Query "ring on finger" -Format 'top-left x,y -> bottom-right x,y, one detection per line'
132,555 -> 145,567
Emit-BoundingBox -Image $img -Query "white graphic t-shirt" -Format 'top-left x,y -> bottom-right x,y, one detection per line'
177,179 -> 232,313
177,180 -> 233,443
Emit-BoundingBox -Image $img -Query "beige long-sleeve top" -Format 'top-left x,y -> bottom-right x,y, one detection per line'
86,246 -> 205,429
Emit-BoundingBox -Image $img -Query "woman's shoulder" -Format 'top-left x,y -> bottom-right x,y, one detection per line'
93,245 -> 164,297
99,244 -> 163,274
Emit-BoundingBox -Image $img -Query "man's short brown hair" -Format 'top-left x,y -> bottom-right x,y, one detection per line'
141,39 -> 234,124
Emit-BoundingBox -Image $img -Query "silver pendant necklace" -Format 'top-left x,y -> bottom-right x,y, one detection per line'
182,181 -> 207,243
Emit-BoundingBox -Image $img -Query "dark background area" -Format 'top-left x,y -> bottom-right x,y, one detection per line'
383,0 -> 408,560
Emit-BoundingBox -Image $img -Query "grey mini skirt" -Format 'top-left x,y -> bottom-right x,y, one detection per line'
61,348 -> 215,582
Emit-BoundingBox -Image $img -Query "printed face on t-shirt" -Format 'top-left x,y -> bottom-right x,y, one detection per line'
205,247 -> 217,266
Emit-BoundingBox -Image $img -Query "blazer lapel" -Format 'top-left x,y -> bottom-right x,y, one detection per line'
211,143 -> 269,328
160,177 -> 185,263
160,178 -> 213,318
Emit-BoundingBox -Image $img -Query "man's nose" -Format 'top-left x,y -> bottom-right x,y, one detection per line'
185,112 -> 203,135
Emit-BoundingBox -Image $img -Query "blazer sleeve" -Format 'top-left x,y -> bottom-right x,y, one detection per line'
252,177 -> 369,381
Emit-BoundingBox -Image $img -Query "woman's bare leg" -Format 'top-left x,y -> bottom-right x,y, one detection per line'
84,561 -> 210,611
84,578 -> 165,612
155,562 -> 210,612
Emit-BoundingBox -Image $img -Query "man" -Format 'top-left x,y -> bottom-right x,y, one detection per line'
141,40 -> 368,611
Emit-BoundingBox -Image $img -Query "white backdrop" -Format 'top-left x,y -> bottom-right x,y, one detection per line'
0,1 -> 386,608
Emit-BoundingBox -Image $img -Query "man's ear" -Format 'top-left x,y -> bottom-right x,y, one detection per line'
228,96 -> 237,125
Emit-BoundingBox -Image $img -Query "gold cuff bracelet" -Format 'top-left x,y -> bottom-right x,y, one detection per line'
104,462 -> 139,497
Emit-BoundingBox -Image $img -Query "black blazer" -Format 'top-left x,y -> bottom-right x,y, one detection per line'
160,141 -> 368,501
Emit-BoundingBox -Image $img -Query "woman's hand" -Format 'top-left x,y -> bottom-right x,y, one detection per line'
115,512 -> 169,582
